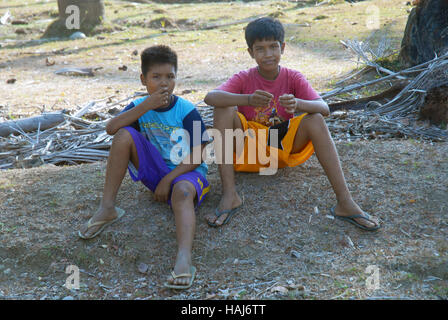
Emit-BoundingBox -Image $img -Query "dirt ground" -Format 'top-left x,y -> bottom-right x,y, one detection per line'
0,0 -> 447,300
0,140 -> 447,300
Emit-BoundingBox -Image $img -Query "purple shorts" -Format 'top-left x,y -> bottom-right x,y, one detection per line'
123,126 -> 209,208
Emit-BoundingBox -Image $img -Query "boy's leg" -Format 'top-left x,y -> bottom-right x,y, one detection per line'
292,113 -> 379,229
79,128 -> 139,238
204,106 -> 244,226
166,180 -> 197,286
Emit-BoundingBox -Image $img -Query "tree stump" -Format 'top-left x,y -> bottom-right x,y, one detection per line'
43,0 -> 105,38
399,0 -> 448,67
419,85 -> 448,126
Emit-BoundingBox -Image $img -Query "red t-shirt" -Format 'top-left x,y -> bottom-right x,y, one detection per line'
217,66 -> 321,127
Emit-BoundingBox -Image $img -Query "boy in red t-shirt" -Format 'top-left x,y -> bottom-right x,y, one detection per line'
204,17 -> 380,231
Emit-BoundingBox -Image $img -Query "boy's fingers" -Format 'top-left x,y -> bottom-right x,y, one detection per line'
255,90 -> 274,98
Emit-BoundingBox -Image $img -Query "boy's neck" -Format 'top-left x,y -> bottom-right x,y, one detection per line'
257,65 -> 280,81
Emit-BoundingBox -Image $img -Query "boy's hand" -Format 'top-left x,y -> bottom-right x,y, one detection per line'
279,94 -> 297,114
146,87 -> 171,110
248,90 -> 273,107
154,176 -> 172,202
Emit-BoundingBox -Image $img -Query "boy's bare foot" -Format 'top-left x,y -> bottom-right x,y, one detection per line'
333,199 -> 380,230
78,207 -> 119,239
166,251 -> 194,287
205,192 -> 243,227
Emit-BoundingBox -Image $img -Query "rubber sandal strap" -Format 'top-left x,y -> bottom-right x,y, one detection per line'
86,219 -> 112,229
215,208 -> 233,218
171,271 -> 192,279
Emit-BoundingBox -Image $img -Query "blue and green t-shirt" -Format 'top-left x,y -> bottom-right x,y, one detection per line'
121,95 -> 209,178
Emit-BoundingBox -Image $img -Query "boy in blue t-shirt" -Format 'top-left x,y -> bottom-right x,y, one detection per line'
78,45 -> 209,289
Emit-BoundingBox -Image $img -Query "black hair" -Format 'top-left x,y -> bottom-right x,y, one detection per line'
245,17 -> 285,49
140,45 -> 178,76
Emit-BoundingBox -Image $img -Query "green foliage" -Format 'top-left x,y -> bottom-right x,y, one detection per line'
376,53 -> 403,72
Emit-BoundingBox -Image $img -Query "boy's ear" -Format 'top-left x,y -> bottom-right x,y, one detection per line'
280,42 -> 285,54
140,73 -> 146,86
247,47 -> 254,59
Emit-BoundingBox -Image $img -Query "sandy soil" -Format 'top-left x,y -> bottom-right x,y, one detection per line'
0,139 -> 447,300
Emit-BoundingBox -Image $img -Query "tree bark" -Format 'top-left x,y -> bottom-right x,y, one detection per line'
57,0 -> 105,26
43,0 -> 105,38
399,0 -> 448,67
0,112 -> 65,137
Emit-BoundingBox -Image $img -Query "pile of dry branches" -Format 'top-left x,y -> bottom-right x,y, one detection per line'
1,37 -> 447,169
324,36 -> 448,142
0,93 -> 214,169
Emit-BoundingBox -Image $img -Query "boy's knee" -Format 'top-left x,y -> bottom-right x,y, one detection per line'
305,113 -> 325,122
303,113 -> 326,129
113,128 -> 133,144
171,181 -> 195,202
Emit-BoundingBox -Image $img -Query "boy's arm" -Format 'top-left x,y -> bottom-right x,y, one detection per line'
153,143 -> 207,202
204,89 -> 274,108
106,88 -> 170,135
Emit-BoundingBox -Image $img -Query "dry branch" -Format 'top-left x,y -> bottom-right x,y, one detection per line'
324,52 -> 448,142
1,48 -> 447,170
0,112 -> 65,137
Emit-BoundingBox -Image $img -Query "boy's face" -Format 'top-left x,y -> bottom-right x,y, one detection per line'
140,63 -> 176,97
248,38 -> 285,74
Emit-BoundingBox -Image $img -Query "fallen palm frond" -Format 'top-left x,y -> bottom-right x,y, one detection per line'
1,39 -> 447,169
324,50 -> 448,142
0,94 -> 214,169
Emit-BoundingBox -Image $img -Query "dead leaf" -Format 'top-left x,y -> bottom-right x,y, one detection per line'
6,78 -> 16,84
0,10 -> 11,25
12,19 -> 28,25
15,28 -> 26,35
271,286 -> 289,294
290,284 -> 305,291
45,58 -> 55,66
118,65 -> 128,71
55,67 -> 96,77
290,250 -> 301,259
138,263 -> 149,274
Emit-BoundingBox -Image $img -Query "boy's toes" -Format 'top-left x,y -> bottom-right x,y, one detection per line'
166,274 -> 190,286
174,277 -> 190,286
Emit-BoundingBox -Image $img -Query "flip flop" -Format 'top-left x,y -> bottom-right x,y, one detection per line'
207,205 -> 242,228
78,207 -> 126,240
330,207 -> 380,231
164,266 -> 196,290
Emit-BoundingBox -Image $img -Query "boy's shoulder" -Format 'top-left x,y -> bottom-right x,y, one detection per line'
175,95 -> 195,108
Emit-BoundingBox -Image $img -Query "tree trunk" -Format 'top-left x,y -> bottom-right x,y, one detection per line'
399,0 -> 448,67
57,0 -> 105,26
0,112 -> 65,137
43,0 -> 105,38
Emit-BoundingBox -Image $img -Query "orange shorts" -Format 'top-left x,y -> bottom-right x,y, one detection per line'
233,112 -> 314,172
